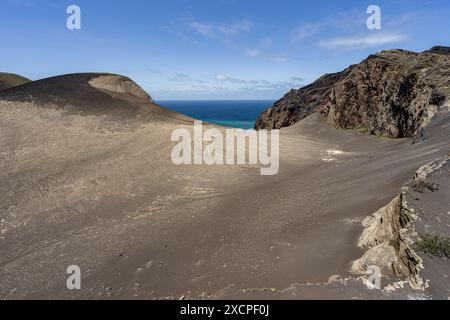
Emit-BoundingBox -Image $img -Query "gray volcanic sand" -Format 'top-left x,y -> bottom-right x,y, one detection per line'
0,91 -> 449,299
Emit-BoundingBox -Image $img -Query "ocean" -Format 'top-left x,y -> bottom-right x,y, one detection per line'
156,100 -> 275,129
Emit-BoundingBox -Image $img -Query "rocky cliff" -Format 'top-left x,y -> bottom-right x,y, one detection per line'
255,46 -> 450,138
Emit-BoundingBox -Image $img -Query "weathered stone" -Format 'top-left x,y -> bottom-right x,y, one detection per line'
255,47 -> 450,138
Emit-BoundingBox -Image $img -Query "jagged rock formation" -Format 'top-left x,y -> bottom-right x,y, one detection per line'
0,72 -> 30,91
255,46 -> 450,138
352,195 -> 424,288
254,72 -> 344,129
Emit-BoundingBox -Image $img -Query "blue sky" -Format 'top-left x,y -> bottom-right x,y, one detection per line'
1,0 -> 449,100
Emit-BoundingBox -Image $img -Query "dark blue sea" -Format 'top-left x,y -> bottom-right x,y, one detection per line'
157,100 -> 274,129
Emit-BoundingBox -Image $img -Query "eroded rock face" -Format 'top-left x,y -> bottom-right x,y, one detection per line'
88,74 -> 154,102
323,56 -> 439,138
254,72 -> 344,130
255,47 -> 450,138
352,153 -> 450,289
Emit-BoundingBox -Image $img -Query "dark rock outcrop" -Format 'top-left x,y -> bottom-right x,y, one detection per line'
255,47 -> 450,138
323,54 -> 439,138
254,72 -> 344,129
425,46 -> 450,55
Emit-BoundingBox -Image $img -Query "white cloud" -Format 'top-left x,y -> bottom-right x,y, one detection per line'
214,74 -> 303,91
154,75 -> 305,99
215,74 -> 228,82
215,74 -> 248,84
189,19 -> 252,40
169,72 -> 192,82
292,23 -> 322,42
218,20 -> 252,36
319,33 -> 409,50
290,12 -> 364,43
189,22 -> 216,38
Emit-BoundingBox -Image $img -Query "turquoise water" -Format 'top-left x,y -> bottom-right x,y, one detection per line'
157,100 -> 274,129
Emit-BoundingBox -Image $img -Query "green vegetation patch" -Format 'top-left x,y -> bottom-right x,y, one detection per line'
418,233 -> 450,258
410,180 -> 439,193
353,127 -> 370,134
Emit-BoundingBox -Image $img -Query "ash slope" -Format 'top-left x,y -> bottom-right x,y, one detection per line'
0,72 -> 31,91
0,73 -> 189,124
255,46 -> 450,138
0,71 -> 449,300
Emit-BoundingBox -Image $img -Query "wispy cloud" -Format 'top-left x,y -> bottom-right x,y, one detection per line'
189,19 -> 252,40
215,74 -> 240,83
319,33 -> 409,50
218,20 -> 252,36
154,74 -> 304,99
292,23 -> 322,42
214,74 -> 303,91
189,22 -> 216,38
290,11 -> 366,44
244,37 -> 273,58
168,72 -> 192,83
215,74 -> 268,85
291,10 -> 414,49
